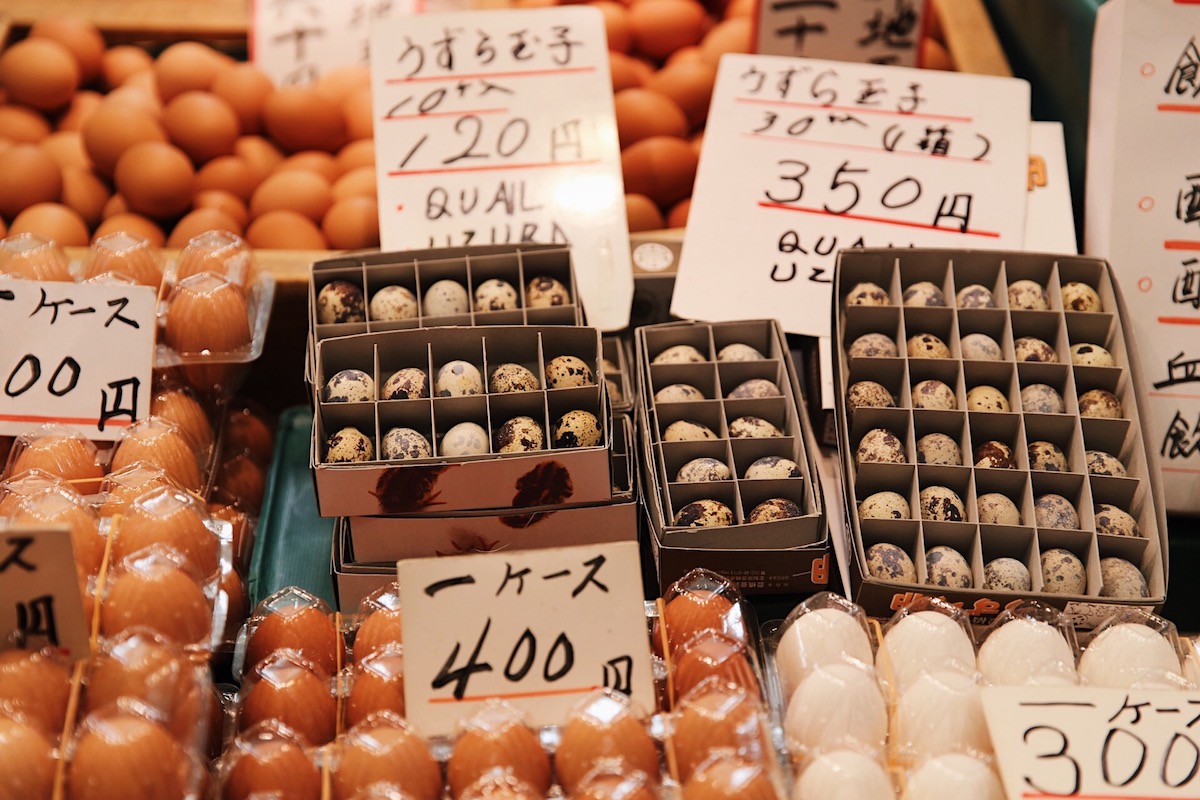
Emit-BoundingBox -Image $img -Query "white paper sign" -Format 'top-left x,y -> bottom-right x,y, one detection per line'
671,53 -> 1031,338
755,0 -> 928,67
1085,0 -> 1200,514
983,685 -> 1200,799
397,541 -> 655,736
369,7 -> 633,330
0,526 -> 90,659
1025,120 -> 1078,254
0,280 -> 154,440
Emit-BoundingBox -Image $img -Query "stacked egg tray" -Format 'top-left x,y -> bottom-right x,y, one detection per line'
635,320 -> 827,596
834,248 -> 1170,624
603,334 -> 636,417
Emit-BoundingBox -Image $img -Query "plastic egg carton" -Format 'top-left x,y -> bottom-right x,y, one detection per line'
834,249 -> 1170,625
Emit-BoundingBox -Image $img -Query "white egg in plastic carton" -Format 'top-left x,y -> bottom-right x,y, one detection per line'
875,598 -> 977,697
769,592 -> 875,703
975,601 -> 1079,687
1076,608 -> 1191,690
900,752 -> 1005,800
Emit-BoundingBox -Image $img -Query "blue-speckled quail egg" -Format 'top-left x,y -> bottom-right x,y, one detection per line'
654,383 -> 704,403
977,493 -> 1020,525
912,379 -> 956,410
966,385 -> 1010,412
926,545 -> 972,588
326,426 -> 373,462
423,279 -> 469,317
369,285 -> 417,321
1028,440 -> 1067,471
845,281 -> 890,306
553,410 -> 602,448
960,333 -> 1003,361
956,284 -> 995,308
1034,494 -> 1079,529
916,433 -> 961,466
920,486 -> 966,521
317,280 -> 365,324
1085,450 -> 1126,477
866,543 -> 917,582
728,416 -> 782,438
847,381 -> 895,412
856,428 -> 906,464
974,440 -> 1016,469
435,360 -> 483,396
1008,279 -> 1049,310
381,367 -> 429,400
1013,337 -> 1058,363
325,369 -> 374,402
744,455 -> 801,479
440,422 -> 489,456
381,427 -> 432,460
749,498 -> 801,523
673,499 -> 734,527
676,457 -> 731,483
1061,281 -> 1102,312
544,355 -> 595,389
489,363 -> 539,393
906,333 -> 951,359
903,281 -> 946,307
1079,388 -> 1122,418
1070,342 -> 1115,367
717,343 -> 764,361
860,490 -> 911,520
984,558 -> 1031,591
495,416 -> 544,453
653,344 -> 706,364
1041,549 -> 1086,594
473,278 -> 518,312
1095,503 -> 1140,537
847,333 -> 898,358
1020,383 -> 1065,414
728,378 -> 780,399
1099,557 -> 1148,598
663,420 -> 717,442
525,275 -> 570,307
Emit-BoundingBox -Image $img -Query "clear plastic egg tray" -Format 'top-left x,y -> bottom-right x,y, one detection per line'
834,249 -> 1170,625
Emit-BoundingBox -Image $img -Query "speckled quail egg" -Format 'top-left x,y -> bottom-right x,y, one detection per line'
859,490 -> 911,520
966,385 -> 1010,412
856,428 -> 906,464
1085,450 -> 1126,477
369,285 -> 417,321
652,344 -> 706,364
976,493 -> 1021,525
866,543 -> 917,582
912,379 -> 956,410
1034,494 -> 1079,529
916,432 -> 962,465
920,485 -> 966,522
673,499 -> 733,527
744,455 -> 802,479
1013,336 -> 1058,363
601,357 -> 619,374
435,360 -> 483,396
325,369 -> 374,403
960,333 -> 1003,361
605,377 -> 622,403
903,280 -> 947,307
1020,383 -> 1065,414
749,498 -> 801,523
662,419 -> 717,442
654,383 -> 704,403
1028,440 -> 1067,471
381,367 -> 429,400
907,333 -> 952,359
1040,549 -> 1086,594
317,280 -> 365,324
552,410 -> 602,448
1095,503 -> 1140,537
983,558 -> 1031,591
717,343 -> 764,361
544,355 -> 595,389
956,284 -> 995,308
926,545 -> 972,588
473,278 -> 518,312
1099,558 -> 1149,598
489,363 -> 539,393
525,275 -> 570,307
381,427 -> 432,460
1061,281 -> 1102,312
440,421 -> 489,456
1070,342 -> 1115,367
973,440 -> 1016,469
1079,388 -> 1122,418
422,279 -> 469,316
1008,279 -> 1049,310
676,457 -> 731,483
727,378 -> 780,399
326,426 -> 374,462
495,416 -> 544,453
728,416 -> 782,438
847,381 -> 895,412
845,281 -> 890,306
847,333 -> 898,358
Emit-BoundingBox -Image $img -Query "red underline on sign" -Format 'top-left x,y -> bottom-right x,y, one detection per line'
1157,103 -> 1200,113
735,96 -> 973,122
1163,466 -> 1200,474
1149,390 -> 1200,400
742,132 -> 989,163
1025,795 -> 1192,800
758,201 -> 1001,237
386,66 -> 596,84
0,413 -> 131,427
381,108 -> 509,121
1163,239 -> 1200,250
388,159 -> 601,177
428,684 -> 599,703
1158,316 -> 1200,325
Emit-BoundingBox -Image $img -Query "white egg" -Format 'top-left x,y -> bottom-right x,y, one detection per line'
902,754 -> 1004,800
776,608 -> 873,700
784,663 -> 887,758
792,750 -> 893,800
894,671 -> 992,760
977,617 -> 1077,686
1184,639 -> 1200,689
877,611 -> 976,694
1079,623 -> 1183,689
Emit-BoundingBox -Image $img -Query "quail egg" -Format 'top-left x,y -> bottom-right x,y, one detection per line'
727,378 -> 780,399
673,499 -> 734,527
973,440 -> 1016,469
1085,450 -> 1126,477
422,279 -> 469,317
966,385 -> 1010,412
381,367 -> 429,400
728,416 -> 782,438
1040,549 -> 1086,594
859,490 -> 911,520
925,545 -> 972,588
916,432 -> 961,465
317,280 -> 365,324
676,457 -> 731,483
955,284 -> 995,308
866,543 -> 917,582
435,360 -> 483,396
744,455 -> 802,479
473,278 -> 518,312
845,281 -> 890,306
1020,383 -> 1065,414
1007,279 -> 1049,310
381,427 -> 432,461
662,420 -> 717,442
601,357 -> 619,374
553,410 -> 602,448
856,428 -> 906,465
1027,440 -> 1067,471
1034,494 -> 1078,529
717,343 -> 764,361
325,369 -> 374,403
911,379 -> 956,410
920,485 -> 966,522
369,285 -> 417,321
847,380 -> 895,412
960,333 -> 1003,361
847,333 -> 898,358
489,363 -> 539,393
1070,342 -> 1115,367
1095,503 -> 1140,537
495,416 -> 544,453
652,344 -> 706,364
654,383 -> 704,403
983,558 -> 1031,591
1013,336 -> 1058,363
1079,388 -> 1122,418
544,355 -> 595,389
906,333 -> 951,359
440,422 -> 489,456
525,275 -> 570,307
976,493 -> 1021,525
1061,281 -> 1102,312
1098,557 -> 1149,598
605,377 -> 622,403
748,498 -> 801,523
326,426 -> 373,463
903,280 -> 947,307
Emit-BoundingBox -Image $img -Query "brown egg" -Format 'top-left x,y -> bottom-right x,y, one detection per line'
333,715 -> 443,800
0,38 -> 80,110
223,405 -> 274,465
163,271 -> 253,388
98,462 -> 178,517
555,692 -> 659,793
29,16 -> 106,85
105,79 -> 163,116
93,212 -> 166,246
213,452 -> 265,512
447,705 -> 551,797
0,105 -> 52,142
614,89 -> 688,148
331,166 -> 376,201
336,139 -> 375,174
0,715 -> 57,799
246,209 -> 327,249
110,417 -> 204,491
234,135 -> 285,181
595,1 -> 632,52
211,63 -> 275,135
609,51 -> 648,91
163,91 -> 240,164
667,46 -> 704,66
41,129 -> 92,169
0,468 -> 67,515
0,648 -> 72,736
193,155 -> 260,202
114,140 -> 194,219
168,208 -> 243,246
354,607 -> 404,661
250,170 -> 333,222
699,18 -> 753,65
672,631 -> 760,700
625,193 -> 665,232
10,202 -> 89,246
279,150 -> 341,182
263,87 -> 346,153
245,604 -> 341,677
12,485 -> 105,578
66,711 -> 191,800
101,44 -> 154,89
0,144 -> 62,219
100,555 -> 213,646
151,385 -> 215,451
174,228 -> 255,285
682,757 -> 778,800
724,0 -> 755,17
239,653 -> 337,745
342,85 -> 374,141
208,502 -> 251,570
621,136 -> 699,207
61,167 -> 110,227
9,428 -> 104,484
154,41 -> 233,101
223,725 -> 321,800
111,485 -> 219,578
645,60 -> 718,129
670,686 -> 771,780
221,566 -> 248,640
194,189 -> 249,228
314,65 -> 371,103
628,0 -> 710,59
667,198 -> 691,228
661,587 -> 742,656
81,101 -> 166,178
102,193 -> 129,218
343,645 -> 405,730
573,771 -> 658,800
323,196 -> 379,250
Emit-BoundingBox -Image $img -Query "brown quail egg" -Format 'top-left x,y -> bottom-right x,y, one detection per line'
369,285 -> 417,321
744,455 -> 801,479
1041,549 -> 1086,594
866,543 -> 917,582
983,558 -> 1031,591
1061,281 -> 1102,312
973,440 -> 1016,469
1085,450 -> 1126,477
652,344 -> 706,364
605,378 -> 623,403
1079,388 -> 1122,418
916,433 -> 961,466
955,284 -> 995,308
496,416 -> 544,453
1020,383 -> 1065,414
317,280 -> 365,324
976,493 -> 1021,525
553,410 -> 602,448
440,422 -> 489,456
960,333 -> 1002,361
727,378 -> 780,399
966,385 -> 1010,412
912,379 -> 956,410
1013,337 -> 1058,363
859,490 -> 911,520
748,498 -> 801,523
925,545 -> 972,588
902,281 -> 946,306
326,426 -> 373,462
847,333 -> 898,358
325,369 -> 374,403
663,420 -> 717,442
489,363 -> 539,394
919,485 -> 966,521
845,281 -> 890,306
601,357 -> 619,374
525,275 -> 570,307
1034,494 -> 1078,529
381,427 -> 432,460
473,278 -> 518,312
1070,342 -> 1115,367
1098,557 -> 1149,598
673,499 -> 733,527
676,457 -> 731,483
856,428 -> 906,465
654,383 -> 704,403
544,355 -> 595,389
717,343 -> 764,361
435,360 -> 483,396
423,279 -> 469,317
728,416 -> 782,438
1095,503 -> 1139,537
906,333 -> 951,359
847,381 -> 895,413
381,367 -> 429,400
1007,279 -> 1049,310
1028,440 -> 1067,471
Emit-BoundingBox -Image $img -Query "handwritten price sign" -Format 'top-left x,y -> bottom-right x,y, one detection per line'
397,541 -> 655,736
0,526 -> 90,658
755,0 -> 929,67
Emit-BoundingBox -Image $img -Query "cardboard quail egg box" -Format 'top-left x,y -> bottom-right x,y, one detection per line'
835,249 -> 1169,626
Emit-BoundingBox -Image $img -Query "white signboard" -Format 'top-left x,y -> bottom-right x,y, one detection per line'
756,0 -> 929,67
0,280 -> 155,440
671,53 -> 1031,339
369,7 -> 633,330
0,526 -> 90,659
397,541 -> 655,736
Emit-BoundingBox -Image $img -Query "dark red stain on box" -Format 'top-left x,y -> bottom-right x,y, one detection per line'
499,461 -> 574,528
371,465 -> 453,513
